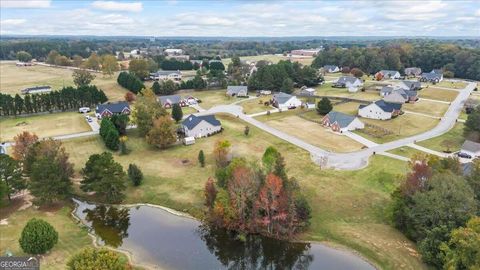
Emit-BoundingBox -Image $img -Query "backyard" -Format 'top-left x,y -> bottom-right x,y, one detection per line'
183,89 -> 233,109
237,95 -> 273,114
426,81 -> 467,89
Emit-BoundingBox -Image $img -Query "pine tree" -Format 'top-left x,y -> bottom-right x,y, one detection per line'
152,81 -> 161,95
198,150 -> 205,167
171,103 -> 183,123
127,164 -> 143,186
316,97 -> 332,115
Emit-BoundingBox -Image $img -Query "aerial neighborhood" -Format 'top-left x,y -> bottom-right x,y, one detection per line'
1,9 -> 480,270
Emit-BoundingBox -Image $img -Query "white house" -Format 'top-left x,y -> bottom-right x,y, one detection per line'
323,65 -> 340,73
358,100 -> 402,120
271,92 -> 302,110
461,140 -> 480,158
377,70 -> 401,79
334,76 -> 363,92
299,87 -> 316,96
226,86 -> 248,97
164,48 -> 183,55
321,111 -> 364,132
181,114 -> 222,138
150,70 -> 182,81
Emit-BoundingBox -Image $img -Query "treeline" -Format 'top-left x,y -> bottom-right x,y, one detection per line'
391,155 -> 480,268
0,86 -> 107,116
312,44 -> 480,80
205,144 -> 311,239
248,60 -> 322,92
117,72 -> 145,94
160,59 -> 194,70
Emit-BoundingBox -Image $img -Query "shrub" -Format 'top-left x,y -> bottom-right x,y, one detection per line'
67,247 -> 129,270
127,164 -> 143,186
19,218 -> 58,254
198,150 -> 205,167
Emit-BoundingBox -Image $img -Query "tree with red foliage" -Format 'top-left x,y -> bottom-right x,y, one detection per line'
124,92 -> 136,103
12,131 -> 38,162
375,72 -> 384,81
227,166 -> 258,230
204,177 -> 217,210
402,154 -> 433,196
350,68 -> 364,78
213,140 -> 231,168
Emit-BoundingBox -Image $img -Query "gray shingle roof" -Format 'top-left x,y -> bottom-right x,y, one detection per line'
159,95 -> 182,105
379,70 -> 400,77
399,80 -> 421,90
226,86 -> 248,95
336,76 -> 359,85
360,100 -> 402,112
273,92 -> 293,104
323,65 -> 338,71
421,72 -> 442,81
152,70 -> 181,76
96,102 -> 130,114
326,111 -> 356,128
462,140 -> 480,153
182,114 -> 221,130
381,86 -> 395,95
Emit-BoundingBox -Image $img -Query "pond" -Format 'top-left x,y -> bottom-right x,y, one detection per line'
72,199 -> 375,270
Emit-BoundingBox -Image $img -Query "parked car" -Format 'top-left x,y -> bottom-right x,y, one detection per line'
457,152 -> 472,159
79,107 -> 90,113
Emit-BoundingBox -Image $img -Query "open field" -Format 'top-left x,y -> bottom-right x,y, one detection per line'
418,88 -> 458,102
254,112 -> 364,152
165,106 -> 198,116
417,123 -> 465,153
187,90 -> 232,109
387,146 -> 426,159
222,54 -> 314,66
426,81 -> 467,89
238,96 -> 273,114
402,99 -> 450,117
0,112 -> 91,141
0,62 -> 128,101
59,113 -> 425,269
312,83 -> 380,101
354,114 -> 440,144
0,204 -> 92,270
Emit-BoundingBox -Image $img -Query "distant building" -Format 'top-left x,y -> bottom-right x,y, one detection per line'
226,86 -> 248,97
321,111 -> 364,132
290,48 -> 323,57
420,69 -> 443,83
333,76 -> 363,92
150,70 -> 182,81
271,92 -> 302,110
404,67 -> 422,77
358,100 -> 402,120
323,65 -> 340,73
376,70 -> 401,80
95,102 -> 131,119
21,86 -> 51,95
383,88 -> 418,104
461,140 -> 480,158
164,49 -> 184,55
158,95 -> 186,108
299,87 -> 316,96
181,114 -> 222,138
397,80 -> 422,91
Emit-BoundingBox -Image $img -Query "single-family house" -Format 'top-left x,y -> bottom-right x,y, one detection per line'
21,86 -> 51,95
164,48 -> 183,55
377,70 -> 401,79
333,76 -> 363,92
461,140 -> 480,158
383,88 -> 418,104
181,114 -> 222,138
358,100 -> 402,120
259,90 -> 272,95
150,70 -> 182,81
271,92 -> 302,110
397,80 -> 422,91
321,111 -> 364,132
158,95 -> 186,108
404,67 -> 422,77
226,86 -> 248,97
420,70 -> 443,83
380,86 -> 395,97
299,87 -> 316,96
323,65 -> 340,73
95,102 -> 131,119
290,48 -> 322,57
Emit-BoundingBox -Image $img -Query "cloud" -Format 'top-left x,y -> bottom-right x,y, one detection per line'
1,19 -> 26,26
0,0 -> 51,8
475,9 -> 480,16
91,1 -> 143,12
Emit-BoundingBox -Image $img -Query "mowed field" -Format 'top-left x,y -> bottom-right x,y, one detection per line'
57,114 -> 425,270
0,62 -> 128,101
402,99 -> 450,117
419,88 -> 458,102
0,112 -> 91,141
238,96 -> 273,114
417,123 -> 465,152
312,83 -> 380,101
222,54 -> 314,66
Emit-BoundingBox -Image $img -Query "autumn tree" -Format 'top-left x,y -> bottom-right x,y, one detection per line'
132,88 -> 167,136
442,216 -> 480,269
204,177 -> 217,210
228,166 -> 258,230
46,50 -> 60,65
171,103 -> 183,123
67,247 -> 130,270
129,59 -> 149,79
124,92 -> 135,103
146,116 -> 177,149
101,54 -> 119,76
72,55 -> 83,67
0,155 -> 25,200
72,69 -> 95,87
350,68 -> 364,78
213,140 -> 231,168
84,52 -> 101,70
12,131 -> 38,162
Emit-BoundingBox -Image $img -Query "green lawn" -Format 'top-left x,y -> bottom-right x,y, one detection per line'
417,123 -> 465,153
313,83 -> 380,101
166,106 -> 198,116
0,112 -> 92,141
187,90 -> 232,109
238,96 -> 273,114
402,99 -> 449,117
428,81 -> 467,89
387,146 -> 426,159
419,88 -> 458,102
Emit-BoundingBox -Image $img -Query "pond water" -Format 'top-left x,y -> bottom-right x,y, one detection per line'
72,199 -> 375,270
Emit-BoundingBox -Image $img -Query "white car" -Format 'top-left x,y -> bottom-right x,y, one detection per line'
79,107 -> 91,113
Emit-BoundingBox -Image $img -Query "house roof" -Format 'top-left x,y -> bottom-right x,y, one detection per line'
336,76 -> 359,85
381,86 -> 395,95
325,111 -> 357,128
96,102 -> 130,114
421,72 -> 442,80
302,88 -> 315,93
399,80 -> 421,90
431,69 -> 443,75
152,70 -> 181,76
379,70 -> 400,77
273,92 -> 294,104
461,140 -> 480,153
182,114 -> 221,130
323,65 -> 338,70
21,86 -> 51,93
159,95 -> 182,105
226,85 -> 248,94
360,100 -> 402,112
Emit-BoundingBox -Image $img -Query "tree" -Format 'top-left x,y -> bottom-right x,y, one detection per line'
161,80 -> 177,95
99,118 -> 120,150
81,152 -> 127,203
316,97 -> 332,115
101,54 -> 119,76
67,247 -> 130,270
84,52 -> 101,70
0,155 -> 25,200
442,216 -> 480,270
280,78 -> 294,94
262,146 -> 280,173
128,164 -> 143,186
110,114 -> 129,135
124,92 -> 135,102
210,61 -> 225,71
152,81 -> 161,95
12,131 -> 38,162
19,218 -> 58,254
350,68 -> 364,78
213,140 -> 231,168
244,126 -> 250,136
55,55 -> 70,66
228,166 -> 257,229
129,59 -> 149,79
132,88 -> 167,136
171,103 -> 183,123
16,51 -> 32,62
464,108 -> 480,142
198,150 -> 206,167
146,116 -> 177,149
204,177 -> 217,210
72,55 -> 83,67
466,159 -> 480,202
46,50 -> 60,64
72,69 -> 95,87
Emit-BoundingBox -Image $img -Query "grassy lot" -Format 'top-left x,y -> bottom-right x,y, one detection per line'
419,88 -> 458,102
354,114 -> 440,144
0,62 -> 128,101
165,106 -> 198,116
333,102 -> 362,115
188,90 -> 232,109
0,204 -> 92,270
417,123 -> 465,153
222,54 -> 314,66
238,96 -> 273,114
402,99 -> 450,117
427,81 -> 467,89
254,111 -> 364,152
59,113 -> 425,269
313,83 -> 380,101
0,112 -> 91,141
387,146 -> 426,159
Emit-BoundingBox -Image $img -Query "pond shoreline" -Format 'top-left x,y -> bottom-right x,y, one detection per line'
70,198 -> 378,270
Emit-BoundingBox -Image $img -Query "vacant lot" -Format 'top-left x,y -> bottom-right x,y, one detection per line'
222,54 -> 314,66
0,62 -> 127,101
60,114 -> 425,269
165,106 -> 198,116
188,90 -> 232,109
333,102 -> 362,115
0,112 -> 91,141
417,123 -> 465,153
355,114 -> 440,144
238,96 -> 273,114
387,146 -> 426,159
428,81 -> 467,89
313,83 -> 380,101
419,88 -> 458,102
403,99 -> 450,117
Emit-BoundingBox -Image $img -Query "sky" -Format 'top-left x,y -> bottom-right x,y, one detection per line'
1,0 -> 479,37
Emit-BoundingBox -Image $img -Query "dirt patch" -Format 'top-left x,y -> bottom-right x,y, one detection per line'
0,194 -> 32,219
37,201 -> 65,213
15,121 -> 28,126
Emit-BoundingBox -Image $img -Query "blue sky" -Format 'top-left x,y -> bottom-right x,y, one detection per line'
1,0 -> 479,36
